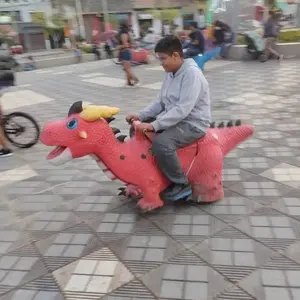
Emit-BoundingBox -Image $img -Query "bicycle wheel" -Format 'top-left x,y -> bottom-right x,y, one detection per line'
3,112 -> 40,148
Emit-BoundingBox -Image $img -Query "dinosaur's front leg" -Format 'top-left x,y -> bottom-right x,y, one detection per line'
137,186 -> 164,212
118,185 -> 142,200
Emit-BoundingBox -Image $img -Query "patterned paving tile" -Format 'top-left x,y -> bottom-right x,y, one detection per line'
224,152 -> 280,175
260,163 -> 300,189
102,279 -> 156,300
0,165 -> 38,188
228,175 -> 293,205
149,207 -> 228,247
140,258 -> 231,300
200,190 -> 262,224
110,230 -> 184,276
50,180 -> 101,201
215,286 -> 255,300
238,255 -> 300,300
9,194 -> 66,219
1,58 -> 300,299
1,90 -> 55,110
272,197 -> 300,222
0,252 -> 48,296
53,247 -> 134,300
222,166 -> 254,187
36,230 -> 103,271
1,179 -> 52,200
23,211 -> 81,241
86,212 -> 149,243
68,195 -> 125,220
192,232 -> 273,283
82,76 -> 126,88
0,229 -> 32,257
232,207 -> 300,252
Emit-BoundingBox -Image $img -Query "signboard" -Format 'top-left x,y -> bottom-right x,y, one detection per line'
0,16 -> 12,23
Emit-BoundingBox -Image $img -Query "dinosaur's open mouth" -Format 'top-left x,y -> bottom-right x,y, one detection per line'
47,146 -> 66,160
47,146 -> 72,166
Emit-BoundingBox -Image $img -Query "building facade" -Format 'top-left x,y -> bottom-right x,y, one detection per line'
0,0 -> 53,51
52,0 -> 202,42
0,0 -> 52,23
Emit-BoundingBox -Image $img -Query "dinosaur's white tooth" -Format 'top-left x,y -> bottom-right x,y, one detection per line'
96,160 -> 108,170
114,178 -> 125,184
105,170 -> 116,180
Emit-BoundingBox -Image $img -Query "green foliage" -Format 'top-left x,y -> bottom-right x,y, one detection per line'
50,14 -> 67,29
30,12 -> 47,26
80,45 -> 93,53
108,14 -> 118,28
279,30 -> 300,43
75,35 -> 85,42
147,8 -> 180,23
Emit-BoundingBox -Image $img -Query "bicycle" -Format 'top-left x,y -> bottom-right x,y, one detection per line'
1,111 -> 40,149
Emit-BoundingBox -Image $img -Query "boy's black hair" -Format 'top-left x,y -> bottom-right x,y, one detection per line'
155,35 -> 183,57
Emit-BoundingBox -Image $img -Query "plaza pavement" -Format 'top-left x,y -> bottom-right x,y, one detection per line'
0,58 -> 300,300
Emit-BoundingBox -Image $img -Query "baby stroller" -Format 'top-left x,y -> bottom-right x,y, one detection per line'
241,31 -> 265,61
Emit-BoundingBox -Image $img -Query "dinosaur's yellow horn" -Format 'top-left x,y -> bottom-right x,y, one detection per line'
80,105 -> 120,121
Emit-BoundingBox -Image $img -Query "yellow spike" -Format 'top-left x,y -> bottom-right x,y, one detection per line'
80,105 -> 120,121
79,131 -> 87,139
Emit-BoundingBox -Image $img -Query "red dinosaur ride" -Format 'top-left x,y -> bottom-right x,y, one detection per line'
40,101 -> 254,212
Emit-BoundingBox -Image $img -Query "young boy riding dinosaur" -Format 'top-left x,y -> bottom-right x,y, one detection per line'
126,35 -> 211,201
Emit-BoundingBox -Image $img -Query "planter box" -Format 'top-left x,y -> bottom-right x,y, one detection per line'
228,42 -> 300,60
18,53 -> 96,70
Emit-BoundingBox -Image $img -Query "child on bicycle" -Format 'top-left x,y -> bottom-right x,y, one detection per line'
0,45 -> 16,157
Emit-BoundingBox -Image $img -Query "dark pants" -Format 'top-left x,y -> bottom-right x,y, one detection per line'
183,48 -> 201,59
130,118 -> 205,184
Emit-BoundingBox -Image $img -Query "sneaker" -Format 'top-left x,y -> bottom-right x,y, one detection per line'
0,148 -> 13,158
124,83 -> 135,88
134,79 -> 141,87
278,54 -> 284,61
161,183 -> 193,202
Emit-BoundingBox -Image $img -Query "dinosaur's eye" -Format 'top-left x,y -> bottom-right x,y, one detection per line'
67,118 -> 78,130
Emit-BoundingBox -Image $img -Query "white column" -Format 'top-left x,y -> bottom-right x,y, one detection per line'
75,0 -> 86,37
131,11 -> 140,38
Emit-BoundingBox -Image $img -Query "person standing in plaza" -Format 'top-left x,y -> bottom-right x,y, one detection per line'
118,23 -> 139,87
261,10 -> 283,62
197,9 -> 206,30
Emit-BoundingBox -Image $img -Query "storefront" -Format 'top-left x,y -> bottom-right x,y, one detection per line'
15,22 -> 46,51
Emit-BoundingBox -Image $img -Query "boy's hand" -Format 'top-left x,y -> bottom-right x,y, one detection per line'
126,114 -> 139,124
136,123 -> 154,134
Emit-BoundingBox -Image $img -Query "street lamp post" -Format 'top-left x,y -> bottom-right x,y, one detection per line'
101,0 -> 110,31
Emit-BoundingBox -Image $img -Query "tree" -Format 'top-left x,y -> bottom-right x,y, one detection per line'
147,7 -> 180,35
46,14 -> 67,48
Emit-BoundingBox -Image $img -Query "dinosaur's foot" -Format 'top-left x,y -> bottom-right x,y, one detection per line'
137,198 -> 164,213
118,185 -> 142,200
126,185 -> 142,199
189,185 -> 224,203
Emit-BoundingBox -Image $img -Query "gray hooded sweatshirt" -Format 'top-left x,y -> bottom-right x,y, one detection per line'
138,58 -> 211,133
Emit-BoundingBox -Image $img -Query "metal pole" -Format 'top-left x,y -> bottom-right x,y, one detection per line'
74,0 -> 81,36
101,0 -> 110,31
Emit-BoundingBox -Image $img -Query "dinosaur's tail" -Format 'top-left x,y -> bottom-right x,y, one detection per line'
211,124 -> 254,156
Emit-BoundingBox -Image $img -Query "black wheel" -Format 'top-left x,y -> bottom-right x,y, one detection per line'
3,112 -> 40,148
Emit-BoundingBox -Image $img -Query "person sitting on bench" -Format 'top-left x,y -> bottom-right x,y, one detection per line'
183,22 -> 205,59
126,35 -> 211,201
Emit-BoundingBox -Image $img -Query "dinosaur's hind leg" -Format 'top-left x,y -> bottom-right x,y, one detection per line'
190,170 -> 224,203
188,148 -> 224,203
